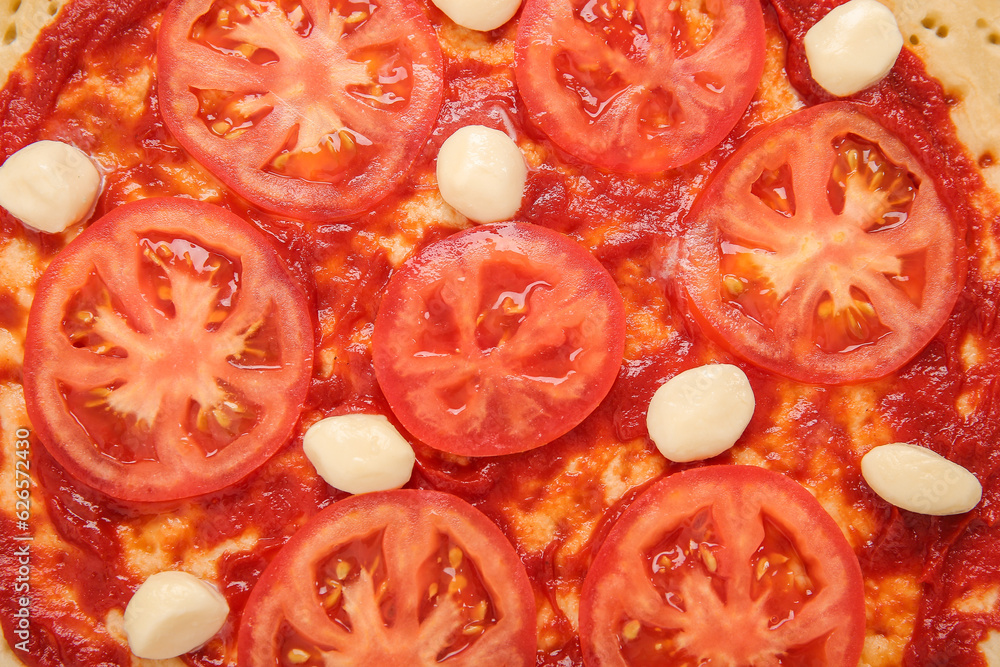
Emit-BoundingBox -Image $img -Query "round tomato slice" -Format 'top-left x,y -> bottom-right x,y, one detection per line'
514,0 -> 765,173
371,222 -> 626,457
22,197 -> 313,502
237,489 -> 537,666
580,465 -> 866,666
680,103 -> 965,385
157,0 -> 443,221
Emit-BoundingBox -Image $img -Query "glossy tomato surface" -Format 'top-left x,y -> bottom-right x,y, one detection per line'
237,489 -> 537,666
22,197 -> 314,502
680,102 -> 965,384
157,0 -> 443,221
514,0 -> 765,173
580,465 -> 866,666
372,222 -> 626,457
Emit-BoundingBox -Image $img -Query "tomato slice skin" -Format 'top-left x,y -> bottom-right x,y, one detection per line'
514,0 -> 766,173
372,222 -> 626,457
579,465 -> 866,666
237,489 -> 537,666
23,197 -> 314,502
679,102 -> 965,385
157,0 -> 443,221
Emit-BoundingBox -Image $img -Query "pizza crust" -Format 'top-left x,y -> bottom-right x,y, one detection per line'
0,0 -> 66,89
879,0 -> 1000,193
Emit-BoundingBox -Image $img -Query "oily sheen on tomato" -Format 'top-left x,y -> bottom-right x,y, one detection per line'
579,466 -> 866,666
157,0 -> 443,221
372,222 -> 626,457
237,489 -> 537,666
514,0 -> 766,173
22,197 -> 314,502
680,102 -> 964,385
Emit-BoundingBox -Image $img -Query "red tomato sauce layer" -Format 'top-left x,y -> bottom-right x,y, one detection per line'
1,0 -> 1000,665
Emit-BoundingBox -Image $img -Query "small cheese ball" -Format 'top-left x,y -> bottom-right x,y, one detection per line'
303,414 -> 416,494
0,140 -> 102,233
123,571 -> 229,660
804,0 -> 904,97
432,0 -> 521,32
646,364 -> 755,463
436,125 -> 527,223
861,443 -> 982,515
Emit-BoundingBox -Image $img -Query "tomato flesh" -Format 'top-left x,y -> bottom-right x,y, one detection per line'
680,103 -> 964,384
372,222 -> 626,457
158,0 -> 443,221
515,0 -> 766,172
23,198 -> 314,502
580,465 -> 866,666
237,489 -> 536,666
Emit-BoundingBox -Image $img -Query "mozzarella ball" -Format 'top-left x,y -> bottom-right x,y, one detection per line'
646,364 -> 755,463
436,125 -> 527,223
0,140 -> 102,233
861,443 -> 982,515
123,571 -> 229,660
432,0 -> 521,32
804,0 -> 904,97
303,414 -> 416,494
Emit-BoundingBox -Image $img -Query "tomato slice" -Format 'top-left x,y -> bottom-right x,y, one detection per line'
680,103 -> 965,384
157,0 -> 443,221
371,222 -> 626,457
579,465 -> 866,666
237,489 -> 537,666
22,198 -> 314,502
514,0 -> 765,173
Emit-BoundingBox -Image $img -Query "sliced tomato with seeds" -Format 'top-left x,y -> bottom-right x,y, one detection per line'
372,222 -> 626,457
580,465 -> 866,666
514,0 -> 765,173
157,0 -> 443,221
23,197 -> 313,502
680,103 -> 965,384
237,489 -> 536,666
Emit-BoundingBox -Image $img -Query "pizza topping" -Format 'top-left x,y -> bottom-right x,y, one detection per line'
680,102 -> 964,384
861,443 -> 982,516
645,364 -> 754,463
580,466 -> 866,666
372,222 -> 626,457
0,140 -> 101,233
237,490 -> 536,666
123,571 -> 230,660
514,0 -> 766,172
803,0 -> 903,97
436,125 -> 527,223
157,0 -> 444,221
431,0 -> 522,32
302,413 -> 416,494
22,197 -> 314,501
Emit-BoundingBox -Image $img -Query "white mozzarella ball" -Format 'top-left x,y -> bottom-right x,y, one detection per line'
432,0 -> 521,32
0,140 -> 102,233
646,364 -> 755,463
436,125 -> 527,223
804,0 -> 904,97
303,414 -> 416,494
861,443 -> 982,516
123,571 -> 229,660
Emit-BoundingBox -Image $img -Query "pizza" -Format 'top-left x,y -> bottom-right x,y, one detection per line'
0,0 -> 999,664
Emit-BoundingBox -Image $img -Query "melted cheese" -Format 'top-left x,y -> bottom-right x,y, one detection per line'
805,0 -> 904,96
0,141 -> 101,233
646,364 -> 755,462
302,414 -> 416,494
123,571 -> 229,660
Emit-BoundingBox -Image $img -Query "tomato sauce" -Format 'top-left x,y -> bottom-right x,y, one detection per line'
2,0 -> 1000,665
